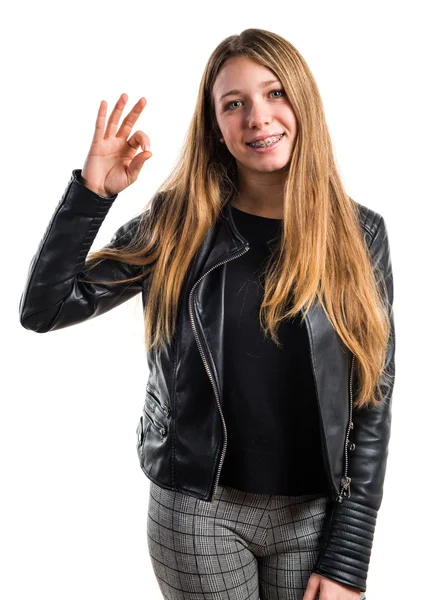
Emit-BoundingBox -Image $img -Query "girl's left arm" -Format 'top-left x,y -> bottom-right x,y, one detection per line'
311,214 -> 396,595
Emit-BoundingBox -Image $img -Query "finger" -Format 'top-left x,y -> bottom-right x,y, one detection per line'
127,149 -> 152,183
127,130 -> 151,153
104,93 -> 128,139
92,100 -> 107,144
117,97 -> 147,140
301,580 -> 320,600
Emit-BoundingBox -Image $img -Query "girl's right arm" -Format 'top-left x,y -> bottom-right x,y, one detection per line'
19,169 -> 148,333
19,93 -> 153,333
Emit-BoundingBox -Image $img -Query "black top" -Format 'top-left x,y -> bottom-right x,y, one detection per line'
218,205 -> 329,495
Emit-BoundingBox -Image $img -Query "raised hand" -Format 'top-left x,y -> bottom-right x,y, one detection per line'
81,93 -> 152,197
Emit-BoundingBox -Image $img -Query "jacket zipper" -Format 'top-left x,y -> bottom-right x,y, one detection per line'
143,404 -> 168,438
336,353 -> 355,503
188,244 -> 250,503
188,238 -> 355,504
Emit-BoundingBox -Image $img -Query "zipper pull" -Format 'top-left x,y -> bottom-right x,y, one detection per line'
341,475 -> 352,497
337,476 -> 352,502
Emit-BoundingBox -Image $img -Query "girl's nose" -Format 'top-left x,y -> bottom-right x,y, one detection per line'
247,102 -> 272,129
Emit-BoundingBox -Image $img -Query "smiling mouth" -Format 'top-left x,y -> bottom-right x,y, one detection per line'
246,133 -> 285,148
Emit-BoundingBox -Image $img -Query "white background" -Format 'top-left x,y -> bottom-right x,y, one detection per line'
3,1 -> 431,598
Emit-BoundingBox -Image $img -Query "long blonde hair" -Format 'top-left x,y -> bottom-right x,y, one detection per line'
82,28 -> 393,410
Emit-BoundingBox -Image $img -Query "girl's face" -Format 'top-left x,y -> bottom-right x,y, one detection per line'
212,56 -> 297,175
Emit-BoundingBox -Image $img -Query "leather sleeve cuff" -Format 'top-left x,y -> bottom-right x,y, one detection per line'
70,168 -> 118,209
312,498 -> 377,593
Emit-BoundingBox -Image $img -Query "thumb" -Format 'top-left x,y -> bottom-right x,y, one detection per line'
127,150 -> 152,183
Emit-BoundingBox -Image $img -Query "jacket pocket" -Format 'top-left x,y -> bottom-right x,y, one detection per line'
136,384 -> 170,476
143,405 -> 168,438
145,384 -> 171,419
136,415 -> 149,465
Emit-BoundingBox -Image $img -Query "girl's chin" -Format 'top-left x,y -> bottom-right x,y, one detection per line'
236,156 -> 291,173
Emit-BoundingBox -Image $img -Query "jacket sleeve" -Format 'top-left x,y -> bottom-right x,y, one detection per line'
312,215 -> 396,593
19,168 -> 147,333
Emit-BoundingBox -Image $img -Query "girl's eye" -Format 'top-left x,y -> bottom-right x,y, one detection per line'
225,100 -> 242,111
224,89 -> 286,111
269,89 -> 285,99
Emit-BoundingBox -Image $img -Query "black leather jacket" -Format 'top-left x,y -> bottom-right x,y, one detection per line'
19,169 -> 395,594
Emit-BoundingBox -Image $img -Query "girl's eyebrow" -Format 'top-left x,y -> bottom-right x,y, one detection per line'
218,79 -> 280,102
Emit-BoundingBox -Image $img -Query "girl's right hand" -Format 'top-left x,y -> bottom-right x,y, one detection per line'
81,93 -> 152,197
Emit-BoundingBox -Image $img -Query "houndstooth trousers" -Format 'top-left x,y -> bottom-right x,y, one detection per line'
146,480 -> 367,600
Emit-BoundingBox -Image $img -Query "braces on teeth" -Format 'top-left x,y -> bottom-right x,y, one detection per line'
249,134 -> 283,148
